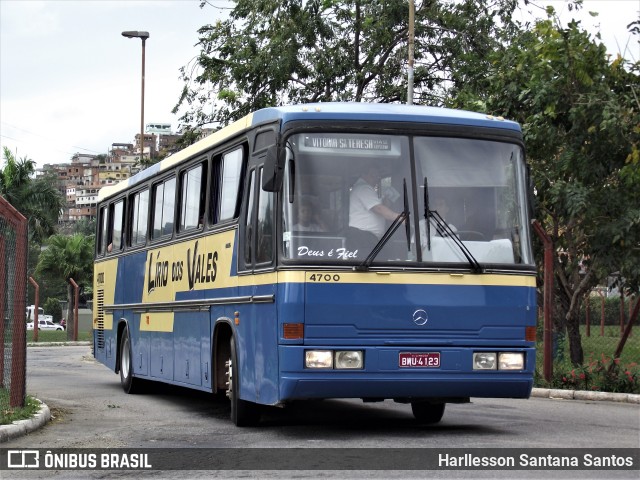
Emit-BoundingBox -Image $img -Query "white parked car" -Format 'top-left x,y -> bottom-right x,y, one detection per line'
26,319 -> 64,331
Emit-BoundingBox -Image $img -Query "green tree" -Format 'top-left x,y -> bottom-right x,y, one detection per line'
452,7 -> 640,365
73,218 -> 97,237
36,234 -> 94,340
43,297 -> 63,323
0,147 -> 64,243
174,0 -> 518,139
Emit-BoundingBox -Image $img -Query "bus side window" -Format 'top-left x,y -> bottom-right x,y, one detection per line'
215,147 -> 245,224
152,177 -> 176,239
109,199 -> 124,253
179,162 -> 206,232
97,205 -> 108,256
256,167 -> 274,264
244,169 -> 255,265
129,189 -> 149,246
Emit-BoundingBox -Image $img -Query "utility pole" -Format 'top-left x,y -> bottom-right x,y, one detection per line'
407,0 -> 415,105
122,30 -> 150,166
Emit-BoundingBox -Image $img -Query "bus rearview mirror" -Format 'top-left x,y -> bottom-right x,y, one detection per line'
262,144 -> 284,192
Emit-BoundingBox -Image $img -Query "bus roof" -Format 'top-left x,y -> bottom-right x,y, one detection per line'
98,103 -> 520,202
251,102 -> 521,131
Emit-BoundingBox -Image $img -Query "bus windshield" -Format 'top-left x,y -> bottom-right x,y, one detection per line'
281,132 -> 533,268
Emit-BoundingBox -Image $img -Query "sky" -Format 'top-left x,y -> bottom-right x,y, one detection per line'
1,0 -> 638,170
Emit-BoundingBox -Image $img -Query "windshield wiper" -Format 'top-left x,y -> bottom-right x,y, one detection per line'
356,179 -> 411,272
422,176 -> 482,273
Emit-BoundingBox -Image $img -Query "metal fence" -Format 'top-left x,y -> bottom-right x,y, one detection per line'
0,196 -> 28,409
536,293 -> 639,392
552,294 -> 638,365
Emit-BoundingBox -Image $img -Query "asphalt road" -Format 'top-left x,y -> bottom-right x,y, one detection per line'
2,345 -> 638,479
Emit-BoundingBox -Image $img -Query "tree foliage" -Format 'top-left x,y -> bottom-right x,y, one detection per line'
0,147 -> 64,243
174,0 -> 519,136
36,234 -> 94,340
452,7 -> 640,364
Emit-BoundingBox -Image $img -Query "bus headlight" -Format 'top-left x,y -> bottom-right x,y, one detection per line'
498,352 -> 524,370
305,350 -> 333,369
335,351 -> 363,369
473,352 -> 497,370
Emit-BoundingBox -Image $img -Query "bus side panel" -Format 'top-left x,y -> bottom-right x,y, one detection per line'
254,280 -> 279,404
150,330 -> 174,381
130,311 -> 149,376
233,277 -> 278,405
121,252 -> 152,378
93,257 -> 120,372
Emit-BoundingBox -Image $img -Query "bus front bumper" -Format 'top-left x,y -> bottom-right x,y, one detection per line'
278,345 -> 535,401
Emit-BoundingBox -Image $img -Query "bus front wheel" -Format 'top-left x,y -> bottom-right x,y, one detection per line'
411,401 -> 445,424
119,326 -> 142,394
226,338 -> 261,427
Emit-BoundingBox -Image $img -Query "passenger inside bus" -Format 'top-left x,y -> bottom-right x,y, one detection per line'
348,164 -> 402,250
292,197 -> 327,232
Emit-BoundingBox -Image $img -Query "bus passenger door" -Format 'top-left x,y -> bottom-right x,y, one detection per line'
238,165 -> 278,405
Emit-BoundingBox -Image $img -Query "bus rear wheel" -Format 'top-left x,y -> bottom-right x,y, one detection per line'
411,401 -> 445,424
226,338 -> 261,427
120,326 -> 143,394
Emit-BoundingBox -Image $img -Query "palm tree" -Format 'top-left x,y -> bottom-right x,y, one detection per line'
36,234 -> 94,340
1,147 -> 64,242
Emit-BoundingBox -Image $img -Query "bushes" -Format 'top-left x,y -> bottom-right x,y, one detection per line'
543,355 -> 640,394
43,298 -> 62,323
579,295 -> 635,327
534,320 -> 639,393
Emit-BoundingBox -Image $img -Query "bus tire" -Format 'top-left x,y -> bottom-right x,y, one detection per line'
227,337 -> 260,427
411,401 -> 445,424
120,326 -> 142,394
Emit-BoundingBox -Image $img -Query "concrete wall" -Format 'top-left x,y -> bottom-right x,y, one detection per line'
63,308 -> 93,333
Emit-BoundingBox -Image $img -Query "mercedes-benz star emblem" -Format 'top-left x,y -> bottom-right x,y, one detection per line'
413,309 -> 428,326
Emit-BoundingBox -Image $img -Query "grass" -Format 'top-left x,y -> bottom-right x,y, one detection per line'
578,325 -> 640,364
0,389 -> 41,425
536,325 -> 639,370
26,329 -> 93,343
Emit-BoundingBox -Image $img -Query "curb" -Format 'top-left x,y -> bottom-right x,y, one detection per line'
27,341 -> 91,347
531,387 -> 640,404
0,399 -> 51,443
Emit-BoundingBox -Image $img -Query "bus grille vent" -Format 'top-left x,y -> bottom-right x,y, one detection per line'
96,289 -> 105,349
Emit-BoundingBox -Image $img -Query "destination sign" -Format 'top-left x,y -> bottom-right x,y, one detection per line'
303,135 -> 392,151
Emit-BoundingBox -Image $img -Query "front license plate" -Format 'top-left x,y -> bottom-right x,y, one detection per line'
399,352 -> 441,368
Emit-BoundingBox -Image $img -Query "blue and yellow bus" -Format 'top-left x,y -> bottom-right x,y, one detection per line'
93,103 -> 536,426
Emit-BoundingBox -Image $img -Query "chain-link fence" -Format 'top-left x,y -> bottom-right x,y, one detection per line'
0,196 -> 28,410
536,293 -> 639,393
544,294 -> 638,364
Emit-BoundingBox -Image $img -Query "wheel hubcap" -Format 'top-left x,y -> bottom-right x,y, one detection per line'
122,337 -> 130,376
225,359 -> 233,399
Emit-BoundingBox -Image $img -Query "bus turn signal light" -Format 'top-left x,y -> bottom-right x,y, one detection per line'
283,323 -> 304,339
525,326 -> 536,342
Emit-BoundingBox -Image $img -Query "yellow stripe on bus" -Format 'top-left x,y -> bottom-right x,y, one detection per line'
242,271 -> 536,288
94,257 -> 119,330
139,312 -> 174,332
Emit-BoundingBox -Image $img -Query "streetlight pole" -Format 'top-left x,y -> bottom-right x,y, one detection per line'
122,30 -> 149,166
407,0 -> 415,105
